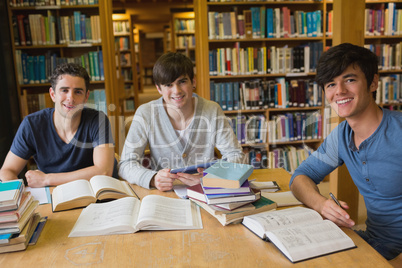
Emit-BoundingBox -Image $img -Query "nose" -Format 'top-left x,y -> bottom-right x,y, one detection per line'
171,83 -> 181,93
66,91 -> 74,102
335,82 -> 347,95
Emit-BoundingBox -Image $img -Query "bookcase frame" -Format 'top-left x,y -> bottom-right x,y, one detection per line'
112,14 -> 139,117
194,0 -> 331,170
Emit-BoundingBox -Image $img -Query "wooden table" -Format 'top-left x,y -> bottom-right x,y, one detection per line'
0,169 -> 391,267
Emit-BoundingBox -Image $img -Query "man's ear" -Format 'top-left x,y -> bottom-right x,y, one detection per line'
156,84 -> 162,94
49,87 -> 56,102
370,74 -> 379,92
84,89 -> 90,102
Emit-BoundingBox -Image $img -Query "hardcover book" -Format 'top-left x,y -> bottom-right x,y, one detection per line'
51,175 -> 137,212
242,207 -> 356,263
69,196 -> 203,237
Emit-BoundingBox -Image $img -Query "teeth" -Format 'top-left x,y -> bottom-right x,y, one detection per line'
337,98 -> 352,104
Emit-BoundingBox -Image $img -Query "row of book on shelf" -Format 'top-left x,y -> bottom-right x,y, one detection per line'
242,144 -> 313,174
174,19 -> 195,33
208,7 -> 331,40
377,74 -> 402,105
210,78 -> 323,111
365,42 -> 402,72
226,110 -> 322,145
0,180 -> 45,254
9,0 -> 99,6
12,12 -> 101,46
175,35 -> 196,50
113,20 -> 130,35
365,3 -> 402,37
15,50 -> 104,85
209,42 -> 324,76
115,37 -> 130,51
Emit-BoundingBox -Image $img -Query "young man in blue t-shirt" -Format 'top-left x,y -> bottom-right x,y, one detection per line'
290,43 -> 402,264
0,63 -> 117,187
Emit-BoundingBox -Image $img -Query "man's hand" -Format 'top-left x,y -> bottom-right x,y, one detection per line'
320,198 -> 355,228
25,170 -> 49,187
176,167 -> 203,187
151,169 -> 178,192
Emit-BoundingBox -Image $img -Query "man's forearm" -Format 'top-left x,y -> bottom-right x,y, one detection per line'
0,169 -> 19,181
290,175 -> 328,213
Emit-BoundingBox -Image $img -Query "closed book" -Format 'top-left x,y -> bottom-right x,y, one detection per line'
187,184 -> 259,205
202,180 -> 250,195
0,180 -> 24,212
0,200 -> 38,235
191,196 -> 276,226
0,192 -> 33,223
202,160 -> 254,189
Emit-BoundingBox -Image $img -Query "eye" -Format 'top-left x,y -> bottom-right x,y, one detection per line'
325,83 -> 335,89
346,78 -> 356,83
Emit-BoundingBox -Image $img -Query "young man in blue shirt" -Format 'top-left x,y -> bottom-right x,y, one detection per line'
0,63 -> 117,187
290,43 -> 402,264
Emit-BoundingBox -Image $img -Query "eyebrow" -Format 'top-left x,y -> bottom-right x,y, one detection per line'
326,73 -> 358,85
59,87 -> 85,91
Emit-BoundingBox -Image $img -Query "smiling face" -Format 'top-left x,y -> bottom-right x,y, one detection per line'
324,64 -> 378,120
50,74 -> 89,121
156,74 -> 195,111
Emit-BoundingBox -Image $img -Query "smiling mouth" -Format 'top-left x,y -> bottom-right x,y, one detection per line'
172,96 -> 184,101
336,98 -> 353,105
63,104 -> 76,110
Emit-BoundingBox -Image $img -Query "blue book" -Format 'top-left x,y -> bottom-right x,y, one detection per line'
170,161 -> 217,174
33,56 -> 40,83
27,56 -> 34,84
233,82 -> 240,110
98,50 -> 104,81
80,14 -> 86,43
39,55 -> 46,83
266,8 -> 274,38
73,11 -> 81,43
0,233 -> 12,245
220,83 -> 227,110
226,82 -> 233,110
202,160 -> 254,189
21,52 -> 28,84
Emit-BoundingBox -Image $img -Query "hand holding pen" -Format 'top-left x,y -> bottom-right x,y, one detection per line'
325,192 -> 355,228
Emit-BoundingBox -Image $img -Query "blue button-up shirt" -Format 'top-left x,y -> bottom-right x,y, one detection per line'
290,108 -> 402,250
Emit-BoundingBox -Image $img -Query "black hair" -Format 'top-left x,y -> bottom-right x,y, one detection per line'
316,43 -> 378,98
153,52 -> 194,87
49,63 -> 90,92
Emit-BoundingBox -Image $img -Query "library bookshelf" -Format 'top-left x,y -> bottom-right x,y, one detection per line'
194,0 -> 333,172
112,14 -> 139,117
171,11 -> 196,63
7,0 -> 121,149
364,0 -> 402,112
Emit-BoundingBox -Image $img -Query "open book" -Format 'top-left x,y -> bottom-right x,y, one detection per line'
69,195 -> 203,237
242,207 -> 356,263
51,175 -> 137,212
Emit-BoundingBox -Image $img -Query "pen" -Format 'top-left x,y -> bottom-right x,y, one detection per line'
329,192 -> 342,208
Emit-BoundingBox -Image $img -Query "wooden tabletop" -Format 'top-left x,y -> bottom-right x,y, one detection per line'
0,169 -> 391,267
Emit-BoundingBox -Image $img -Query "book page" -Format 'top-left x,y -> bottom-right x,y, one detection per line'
69,197 -> 141,237
52,180 -> 95,206
247,207 -> 322,232
266,220 -> 355,262
90,175 -> 130,197
136,195 -> 199,230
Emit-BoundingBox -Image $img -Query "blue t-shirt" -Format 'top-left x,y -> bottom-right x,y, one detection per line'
290,108 -> 402,250
11,108 -> 118,178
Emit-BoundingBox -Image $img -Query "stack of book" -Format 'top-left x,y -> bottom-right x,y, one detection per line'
0,180 -> 40,253
187,161 -> 277,225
